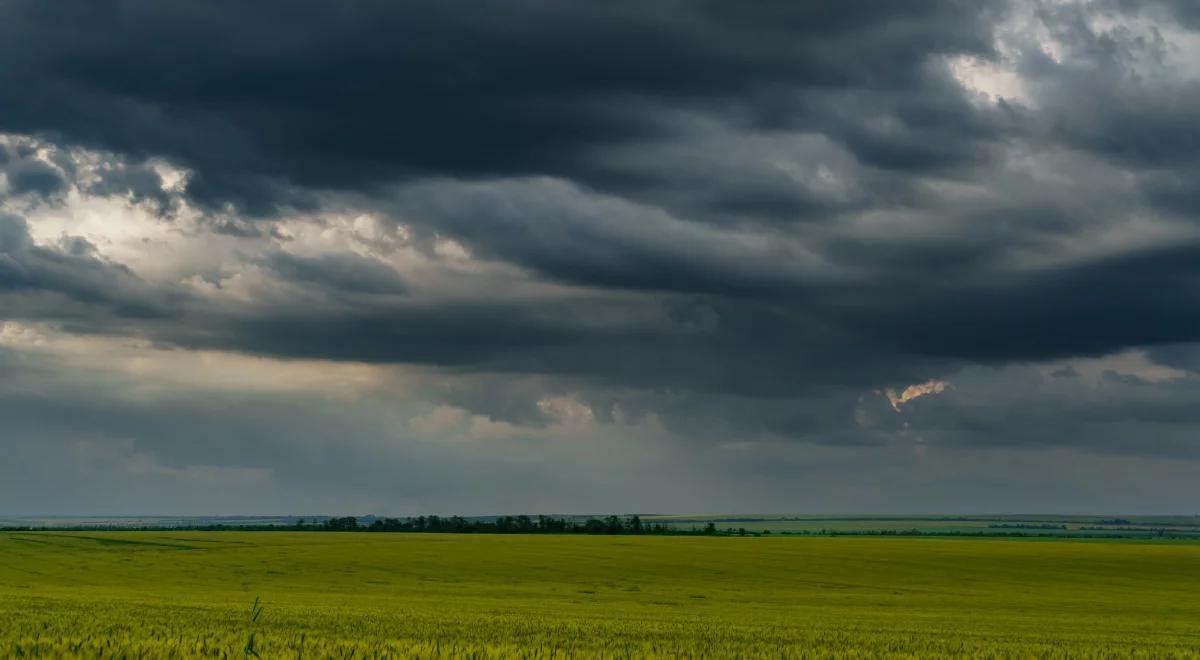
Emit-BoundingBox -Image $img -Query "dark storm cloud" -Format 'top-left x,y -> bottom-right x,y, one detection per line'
5,159 -> 66,197
199,295 -> 944,402
0,214 -> 168,320
0,135 -> 190,212
0,0 -> 999,214
0,140 -> 66,198
187,303 -> 585,367
82,160 -> 176,212
841,241 -> 1200,363
1014,2 -> 1200,171
388,178 -> 840,296
262,252 -> 408,295
1,0 -> 1197,374
5,0 -> 1200,516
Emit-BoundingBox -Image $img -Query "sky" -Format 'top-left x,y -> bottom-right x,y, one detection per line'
3,0 -> 1200,516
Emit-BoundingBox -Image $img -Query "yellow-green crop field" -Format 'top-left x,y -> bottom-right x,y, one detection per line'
3,532 -> 1200,658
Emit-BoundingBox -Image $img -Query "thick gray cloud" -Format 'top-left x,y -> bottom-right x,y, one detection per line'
0,1 -> 999,211
262,251 -> 408,296
2,1 -> 1200,515
0,213 -> 172,322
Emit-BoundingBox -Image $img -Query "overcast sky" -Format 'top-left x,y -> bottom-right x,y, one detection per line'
3,1 -> 1200,516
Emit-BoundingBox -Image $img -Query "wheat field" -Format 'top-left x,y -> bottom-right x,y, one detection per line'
3,531 -> 1200,658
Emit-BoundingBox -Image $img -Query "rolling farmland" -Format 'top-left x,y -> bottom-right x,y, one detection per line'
4,531 -> 1200,657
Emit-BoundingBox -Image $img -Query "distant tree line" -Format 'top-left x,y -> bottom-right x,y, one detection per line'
1079,526 -> 1172,536
4,516 -> 1200,539
987,523 -> 1067,530
316,514 -> 717,535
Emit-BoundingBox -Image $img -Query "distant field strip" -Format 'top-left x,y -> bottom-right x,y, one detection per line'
3,532 -> 1200,657
645,514 -> 1200,537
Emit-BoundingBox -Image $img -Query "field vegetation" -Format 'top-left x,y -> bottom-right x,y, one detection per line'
645,514 -> 1200,538
3,531 -> 1200,657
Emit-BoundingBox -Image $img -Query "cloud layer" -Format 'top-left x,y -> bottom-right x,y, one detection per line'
2,1 -> 1200,514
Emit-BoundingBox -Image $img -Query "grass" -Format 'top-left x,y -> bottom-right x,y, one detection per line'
3,531 -> 1200,657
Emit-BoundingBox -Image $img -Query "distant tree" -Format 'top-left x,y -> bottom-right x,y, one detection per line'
324,516 -> 359,531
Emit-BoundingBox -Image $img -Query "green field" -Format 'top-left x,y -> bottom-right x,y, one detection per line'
4,532 -> 1200,658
